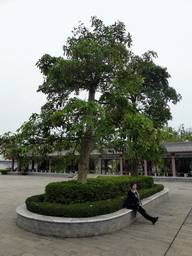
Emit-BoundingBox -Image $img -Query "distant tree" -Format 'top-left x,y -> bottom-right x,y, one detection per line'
89,156 -> 96,172
166,124 -> 192,142
0,113 -> 56,172
14,112 -> 61,172
0,132 -> 30,172
50,155 -> 65,173
0,132 -> 18,171
176,125 -> 192,142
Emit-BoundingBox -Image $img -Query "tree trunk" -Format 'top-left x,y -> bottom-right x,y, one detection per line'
130,137 -> 138,176
77,132 -> 92,184
130,160 -> 138,176
147,160 -> 152,175
77,87 -> 95,184
32,160 -> 34,170
11,157 -> 14,172
17,161 -> 21,172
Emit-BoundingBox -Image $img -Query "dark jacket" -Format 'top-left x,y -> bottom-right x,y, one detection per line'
126,189 -> 141,210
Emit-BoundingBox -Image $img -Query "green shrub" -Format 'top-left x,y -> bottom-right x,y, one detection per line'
26,194 -> 126,217
0,169 -> 10,175
139,184 -> 164,200
44,176 -> 154,205
25,183 -> 164,218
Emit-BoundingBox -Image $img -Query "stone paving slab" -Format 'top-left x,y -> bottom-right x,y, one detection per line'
0,175 -> 192,255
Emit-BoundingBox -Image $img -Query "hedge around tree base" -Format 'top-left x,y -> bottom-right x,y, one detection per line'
44,176 -> 155,205
25,184 -> 164,218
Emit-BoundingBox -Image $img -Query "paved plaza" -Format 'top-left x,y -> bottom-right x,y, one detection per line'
0,175 -> 192,256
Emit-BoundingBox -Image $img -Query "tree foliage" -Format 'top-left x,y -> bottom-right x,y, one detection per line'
0,131 -> 31,171
0,17 -> 181,180
36,17 -> 133,183
105,112 -> 171,176
0,132 -> 18,171
126,52 -> 182,127
166,124 -> 192,142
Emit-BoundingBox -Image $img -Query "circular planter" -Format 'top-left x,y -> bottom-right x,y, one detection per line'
16,188 -> 169,238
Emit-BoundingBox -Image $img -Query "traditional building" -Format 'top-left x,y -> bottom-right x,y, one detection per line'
1,142 -> 192,176
162,142 -> 192,176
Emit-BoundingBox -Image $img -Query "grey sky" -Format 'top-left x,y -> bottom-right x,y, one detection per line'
0,0 -> 192,135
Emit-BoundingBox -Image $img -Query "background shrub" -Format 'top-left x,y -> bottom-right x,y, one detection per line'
0,169 -> 11,174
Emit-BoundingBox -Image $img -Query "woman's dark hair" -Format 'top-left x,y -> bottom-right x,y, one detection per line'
130,182 -> 137,188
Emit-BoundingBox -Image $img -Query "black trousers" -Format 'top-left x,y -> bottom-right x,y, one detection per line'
138,206 -> 157,222
128,204 -> 156,222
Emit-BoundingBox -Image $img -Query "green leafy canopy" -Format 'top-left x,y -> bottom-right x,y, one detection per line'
0,17 -> 181,181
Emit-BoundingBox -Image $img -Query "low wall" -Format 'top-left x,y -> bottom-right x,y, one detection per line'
154,176 -> 192,183
16,188 -> 169,238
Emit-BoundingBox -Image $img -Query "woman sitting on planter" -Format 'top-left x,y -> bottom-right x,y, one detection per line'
126,182 -> 159,225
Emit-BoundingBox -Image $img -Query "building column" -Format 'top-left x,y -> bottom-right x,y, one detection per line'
104,160 -> 108,174
49,158 -> 52,172
120,155 -> 123,175
171,154 -> 176,176
99,155 -> 102,174
144,160 -> 148,176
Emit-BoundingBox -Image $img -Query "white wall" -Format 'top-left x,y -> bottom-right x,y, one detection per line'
0,154 -> 15,170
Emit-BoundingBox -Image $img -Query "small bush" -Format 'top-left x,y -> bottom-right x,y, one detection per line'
25,184 -> 164,218
0,169 -> 10,175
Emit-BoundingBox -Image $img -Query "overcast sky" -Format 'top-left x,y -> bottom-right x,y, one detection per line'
0,0 -> 192,135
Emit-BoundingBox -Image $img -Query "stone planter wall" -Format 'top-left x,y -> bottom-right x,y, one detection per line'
16,188 -> 169,238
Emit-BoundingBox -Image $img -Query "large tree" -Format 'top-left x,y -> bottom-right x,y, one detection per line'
2,18 -> 180,179
36,17 -> 133,183
97,51 -> 181,175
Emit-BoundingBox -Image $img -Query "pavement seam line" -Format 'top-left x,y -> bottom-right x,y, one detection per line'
164,207 -> 192,256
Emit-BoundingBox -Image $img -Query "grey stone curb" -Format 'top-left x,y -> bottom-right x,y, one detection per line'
154,176 -> 192,182
16,188 -> 169,238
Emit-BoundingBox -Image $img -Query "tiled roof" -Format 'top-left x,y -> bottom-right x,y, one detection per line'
48,149 -> 122,156
47,143 -> 192,157
91,149 -> 122,155
48,150 -> 79,156
163,142 -> 192,153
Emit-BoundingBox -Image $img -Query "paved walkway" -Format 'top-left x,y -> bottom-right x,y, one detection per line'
0,175 -> 192,256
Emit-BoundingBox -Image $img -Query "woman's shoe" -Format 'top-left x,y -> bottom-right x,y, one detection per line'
152,217 -> 159,225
